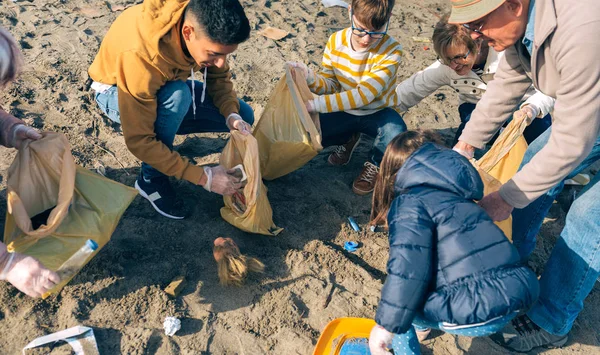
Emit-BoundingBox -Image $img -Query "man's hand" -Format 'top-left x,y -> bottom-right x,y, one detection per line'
369,324 -> 394,355
0,252 -> 60,298
10,124 -> 42,149
453,140 -> 475,159
516,104 -> 539,125
226,113 -> 251,135
202,165 -> 243,196
478,190 -> 514,221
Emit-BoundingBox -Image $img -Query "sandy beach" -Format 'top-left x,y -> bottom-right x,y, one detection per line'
1,0 -> 599,354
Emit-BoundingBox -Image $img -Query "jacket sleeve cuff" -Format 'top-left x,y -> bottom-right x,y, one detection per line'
499,179 -> 532,209
182,165 -> 206,186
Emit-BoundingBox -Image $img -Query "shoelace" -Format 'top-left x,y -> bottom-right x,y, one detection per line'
360,163 -> 379,182
512,316 -> 541,336
333,144 -> 347,157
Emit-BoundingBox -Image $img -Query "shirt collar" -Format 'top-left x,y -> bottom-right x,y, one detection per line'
522,0 -> 536,55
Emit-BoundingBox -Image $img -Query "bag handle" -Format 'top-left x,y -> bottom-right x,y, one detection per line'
6,133 -> 76,240
477,112 -> 528,172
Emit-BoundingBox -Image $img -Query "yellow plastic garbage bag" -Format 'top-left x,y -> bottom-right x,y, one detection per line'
472,112 -> 529,241
220,131 -> 283,236
3,132 -> 137,298
253,64 -> 323,180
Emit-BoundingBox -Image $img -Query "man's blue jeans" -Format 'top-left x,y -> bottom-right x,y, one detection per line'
391,313 -> 516,354
319,108 -> 407,166
511,127 -> 600,336
94,80 -> 254,180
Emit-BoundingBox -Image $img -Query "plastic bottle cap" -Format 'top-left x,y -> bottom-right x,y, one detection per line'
344,241 -> 359,252
86,239 -> 99,251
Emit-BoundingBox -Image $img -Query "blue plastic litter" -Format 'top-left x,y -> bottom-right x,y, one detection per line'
344,241 -> 359,252
348,217 -> 360,232
339,337 -> 371,355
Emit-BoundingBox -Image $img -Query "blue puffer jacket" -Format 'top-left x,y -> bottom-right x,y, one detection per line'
375,143 -> 539,334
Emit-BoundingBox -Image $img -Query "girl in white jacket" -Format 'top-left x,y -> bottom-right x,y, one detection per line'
395,18 -> 553,145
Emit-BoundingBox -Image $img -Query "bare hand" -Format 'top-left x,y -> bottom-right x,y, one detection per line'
10,124 -> 42,149
478,190 -> 514,221
1,253 -> 60,298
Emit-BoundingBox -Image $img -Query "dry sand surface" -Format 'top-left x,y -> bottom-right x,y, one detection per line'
1,0 -> 599,354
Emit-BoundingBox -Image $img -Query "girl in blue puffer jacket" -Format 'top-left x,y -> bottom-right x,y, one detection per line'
368,130 -> 539,355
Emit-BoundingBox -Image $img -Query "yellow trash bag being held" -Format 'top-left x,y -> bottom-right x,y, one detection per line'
472,112 -> 529,241
4,132 -> 137,298
220,131 -> 283,236
253,64 -> 323,180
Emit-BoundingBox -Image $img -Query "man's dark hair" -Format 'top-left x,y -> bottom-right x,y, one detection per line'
186,0 -> 251,45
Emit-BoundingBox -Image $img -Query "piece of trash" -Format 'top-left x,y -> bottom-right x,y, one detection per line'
412,36 -> 432,43
23,326 -> 99,355
344,241 -> 359,252
258,26 -> 289,41
348,217 -> 360,232
94,162 -> 106,176
164,276 -> 186,298
369,225 -> 376,232
322,0 -> 349,8
423,46 -> 430,51
230,164 -> 248,182
163,317 -> 181,337
565,173 -> 590,186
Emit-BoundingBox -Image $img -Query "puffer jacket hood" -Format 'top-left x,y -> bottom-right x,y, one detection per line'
394,143 -> 483,201
375,143 -> 539,334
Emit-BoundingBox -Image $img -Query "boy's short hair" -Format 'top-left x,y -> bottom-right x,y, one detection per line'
186,0 -> 251,45
352,0 -> 395,30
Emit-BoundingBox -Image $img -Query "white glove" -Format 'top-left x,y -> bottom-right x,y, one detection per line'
453,146 -> 474,159
203,165 -> 243,196
517,104 -> 540,125
369,324 -> 394,355
286,61 -> 315,82
10,124 -> 42,149
226,113 -> 251,135
0,251 -> 60,298
305,100 -> 317,113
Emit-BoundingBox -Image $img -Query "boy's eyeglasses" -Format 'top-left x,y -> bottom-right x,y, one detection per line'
351,11 -> 389,39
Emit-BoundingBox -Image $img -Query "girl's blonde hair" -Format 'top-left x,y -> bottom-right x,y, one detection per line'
0,27 -> 22,88
370,130 -> 443,228
214,241 -> 264,286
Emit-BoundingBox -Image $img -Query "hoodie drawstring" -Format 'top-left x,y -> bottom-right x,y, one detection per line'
190,67 -> 208,120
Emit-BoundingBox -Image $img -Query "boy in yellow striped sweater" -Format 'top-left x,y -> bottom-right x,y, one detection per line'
289,0 -> 405,195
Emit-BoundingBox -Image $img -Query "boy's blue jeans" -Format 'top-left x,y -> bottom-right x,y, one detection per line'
454,102 -> 552,145
319,108 -> 407,166
511,127 -> 600,336
391,313 -> 516,354
94,80 -> 254,180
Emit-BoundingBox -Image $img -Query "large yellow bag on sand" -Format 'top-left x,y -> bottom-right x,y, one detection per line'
253,64 -> 323,180
220,131 -> 283,236
472,113 -> 529,241
4,132 -> 137,298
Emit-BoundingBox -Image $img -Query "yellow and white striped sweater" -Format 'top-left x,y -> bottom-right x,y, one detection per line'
308,29 -> 402,116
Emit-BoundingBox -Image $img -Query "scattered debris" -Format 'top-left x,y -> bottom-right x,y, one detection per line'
348,217 -> 360,232
321,0 -> 349,8
344,241 -> 359,252
164,276 -> 186,298
23,326 -> 99,355
412,36 -> 432,43
163,317 -> 181,337
258,26 -> 289,41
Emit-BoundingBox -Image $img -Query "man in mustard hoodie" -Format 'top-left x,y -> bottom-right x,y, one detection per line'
89,0 -> 253,219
